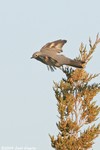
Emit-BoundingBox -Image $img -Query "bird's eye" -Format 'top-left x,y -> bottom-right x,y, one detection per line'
35,54 -> 38,57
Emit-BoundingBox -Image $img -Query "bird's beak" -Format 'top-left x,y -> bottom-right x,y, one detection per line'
30,56 -> 33,59
30,54 -> 34,59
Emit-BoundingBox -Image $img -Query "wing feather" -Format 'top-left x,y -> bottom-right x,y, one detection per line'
40,39 -> 67,53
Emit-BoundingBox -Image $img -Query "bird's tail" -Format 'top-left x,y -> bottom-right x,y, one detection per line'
68,59 -> 85,68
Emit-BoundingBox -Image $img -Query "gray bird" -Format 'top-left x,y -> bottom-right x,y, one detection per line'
31,39 -> 85,71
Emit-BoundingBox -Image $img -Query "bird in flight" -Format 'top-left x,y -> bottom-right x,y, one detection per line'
31,39 -> 85,71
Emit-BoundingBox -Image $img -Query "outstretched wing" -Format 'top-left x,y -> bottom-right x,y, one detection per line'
40,39 -> 67,53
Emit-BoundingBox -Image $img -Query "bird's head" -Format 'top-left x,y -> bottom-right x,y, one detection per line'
31,51 -> 41,59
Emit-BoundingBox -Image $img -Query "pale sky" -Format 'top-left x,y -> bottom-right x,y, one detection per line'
0,0 -> 100,150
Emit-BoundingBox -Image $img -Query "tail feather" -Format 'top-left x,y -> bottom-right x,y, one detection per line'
68,59 -> 85,68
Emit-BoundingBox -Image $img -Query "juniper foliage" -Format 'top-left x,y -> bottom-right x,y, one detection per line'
50,35 -> 100,150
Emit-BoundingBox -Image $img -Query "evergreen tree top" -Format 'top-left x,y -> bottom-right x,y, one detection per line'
50,35 -> 100,150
